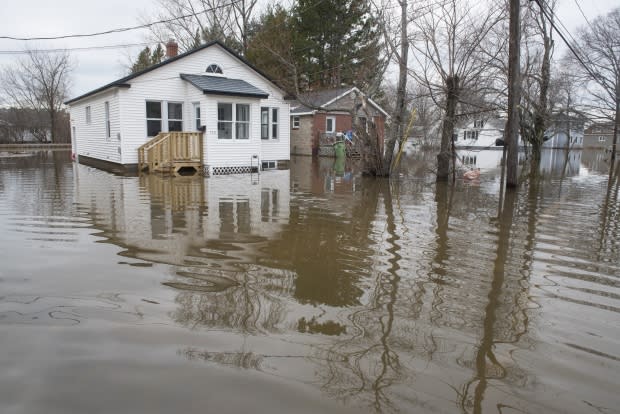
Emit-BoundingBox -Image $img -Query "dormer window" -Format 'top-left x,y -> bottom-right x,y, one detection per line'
206,64 -> 223,74
473,119 -> 485,128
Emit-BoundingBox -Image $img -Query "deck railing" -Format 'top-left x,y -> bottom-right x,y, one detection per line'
138,131 -> 203,173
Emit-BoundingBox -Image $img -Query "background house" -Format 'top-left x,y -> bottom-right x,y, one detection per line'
289,87 -> 387,156
66,40 -> 290,174
583,122 -> 616,149
455,113 -> 584,150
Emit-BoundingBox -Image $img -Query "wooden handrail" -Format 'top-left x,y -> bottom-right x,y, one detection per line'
138,131 -> 203,173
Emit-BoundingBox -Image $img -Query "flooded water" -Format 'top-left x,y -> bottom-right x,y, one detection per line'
1,149 -> 619,414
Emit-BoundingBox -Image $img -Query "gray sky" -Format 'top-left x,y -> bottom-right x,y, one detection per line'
0,0 -> 618,101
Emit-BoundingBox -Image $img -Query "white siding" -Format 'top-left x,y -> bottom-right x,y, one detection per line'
69,89 -> 121,162
112,43 -> 289,166
203,95 -> 262,169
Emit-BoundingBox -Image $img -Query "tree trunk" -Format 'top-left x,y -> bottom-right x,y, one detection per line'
531,2 -> 552,163
612,80 -> 619,163
437,76 -> 458,181
49,108 -> 56,143
379,0 -> 408,177
506,0 -> 521,188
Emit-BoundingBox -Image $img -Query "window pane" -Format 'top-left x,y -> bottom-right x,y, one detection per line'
147,119 -> 161,137
168,121 -> 183,132
146,101 -> 161,119
168,102 -> 183,120
261,107 -> 269,139
326,118 -> 334,132
271,108 -> 278,139
218,122 -> 232,139
236,104 -> 249,122
218,103 -> 232,121
236,123 -> 249,139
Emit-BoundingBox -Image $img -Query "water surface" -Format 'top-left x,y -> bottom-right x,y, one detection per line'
1,149 -> 618,413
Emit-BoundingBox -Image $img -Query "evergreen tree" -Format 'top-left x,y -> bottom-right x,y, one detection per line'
292,0 -> 382,89
130,44 -> 165,74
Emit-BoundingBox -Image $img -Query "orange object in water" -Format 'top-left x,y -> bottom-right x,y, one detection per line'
463,169 -> 480,180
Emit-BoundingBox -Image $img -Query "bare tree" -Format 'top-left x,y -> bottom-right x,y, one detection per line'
517,0 -> 556,163
0,50 -> 73,143
410,0 -> 505,181
568,7 -> 620,161
142,0 -> 255,53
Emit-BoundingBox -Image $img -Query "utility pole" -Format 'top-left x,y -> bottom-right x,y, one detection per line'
506,0 -> 521,187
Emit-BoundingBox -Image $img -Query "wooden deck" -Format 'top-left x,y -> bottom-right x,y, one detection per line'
138,132 -> 203,175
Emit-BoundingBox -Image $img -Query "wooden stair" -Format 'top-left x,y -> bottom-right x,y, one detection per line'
138,131 -> 203,175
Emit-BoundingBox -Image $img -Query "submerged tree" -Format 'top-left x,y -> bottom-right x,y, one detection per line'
519,0 -> 555,163
411,0 -> 505,181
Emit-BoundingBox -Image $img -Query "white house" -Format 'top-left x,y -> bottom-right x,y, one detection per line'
66,40 -> 290,175
455,114 -> 584,150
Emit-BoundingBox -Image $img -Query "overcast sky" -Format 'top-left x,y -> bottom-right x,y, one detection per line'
0,0 -> 618,101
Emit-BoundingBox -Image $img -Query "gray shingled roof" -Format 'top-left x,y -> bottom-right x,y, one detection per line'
180,74 -> 269,98
65,40 -> 279,105
290,87 -> 353,114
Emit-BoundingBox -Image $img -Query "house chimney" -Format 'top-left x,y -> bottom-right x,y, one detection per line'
165,39 -> 178,59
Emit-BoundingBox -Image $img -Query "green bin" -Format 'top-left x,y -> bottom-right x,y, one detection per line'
333,141 -> 346,158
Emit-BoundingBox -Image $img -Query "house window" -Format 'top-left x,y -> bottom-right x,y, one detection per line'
599,136 -> 606,142
146,101 -> 162,137
271,108 -> 278,139
236,104 -> 250,139
326,116 -> 336,134
104,101 -> 110,139
193,103 -> 201,130
218,103 -> 233,139
464,130 -> 479,141
218,103 -> 249,140
473,119 -> 485,128
206,64 -> 223,74
85,106 -> 91,125
167,102 -> 183,132
262,160 -> 276,170
261,107 -> 269,139
292,116 -> 300,129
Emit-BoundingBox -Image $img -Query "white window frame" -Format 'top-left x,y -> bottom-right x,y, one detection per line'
598,136 -> 606,142
464,130 -> 479,141
206,64 -> 223,74
193,102 -> 201,130
326,116 -> 336,134
261,107 -> 269,139
167,102 -> 184,132
85,106 -> 91,125
236,104 -> 250,140
271,108 -> 278,139
104,102 -> 110,139
146,100 -> 162,137
218,102 -> 250,140
473,119 -> 485,128
292,116 -> 300,129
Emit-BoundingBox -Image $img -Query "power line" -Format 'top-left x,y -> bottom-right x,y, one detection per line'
0,43 -> 154,55
0,0 -> 241,41
531,0 -> 599,83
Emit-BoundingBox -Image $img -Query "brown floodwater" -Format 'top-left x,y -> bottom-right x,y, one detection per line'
0,149 -> 618,413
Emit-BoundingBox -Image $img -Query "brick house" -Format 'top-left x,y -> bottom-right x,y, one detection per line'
289,87 -> 388,156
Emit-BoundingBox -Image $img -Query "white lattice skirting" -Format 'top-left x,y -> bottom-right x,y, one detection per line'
205,165 -> 259,176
